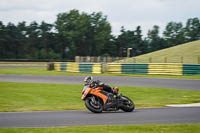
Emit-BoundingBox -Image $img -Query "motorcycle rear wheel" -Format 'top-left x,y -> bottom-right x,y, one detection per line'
120,96 -> 135,112
85,97 -> 103,113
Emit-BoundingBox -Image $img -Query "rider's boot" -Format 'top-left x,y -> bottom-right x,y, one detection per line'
113,87 -> 119,97
106,93 -> 114,104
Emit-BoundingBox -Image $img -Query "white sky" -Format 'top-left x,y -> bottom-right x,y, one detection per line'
0,0 -> 199,36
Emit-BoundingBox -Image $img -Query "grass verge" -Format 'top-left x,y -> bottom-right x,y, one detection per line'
0,124 -> 200,133
0,82 -> 200,112
0,67 -> 200,80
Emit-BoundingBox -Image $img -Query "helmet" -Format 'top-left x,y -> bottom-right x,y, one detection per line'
84,76 -> 93,85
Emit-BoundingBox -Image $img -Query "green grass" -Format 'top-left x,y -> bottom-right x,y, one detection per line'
0,82 -> 83,112
118,40 -> 200,64
0,67 -> 200,80
0,124 -> 200,133
1,82 -> 200,112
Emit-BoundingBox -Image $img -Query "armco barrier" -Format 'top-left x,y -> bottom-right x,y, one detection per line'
106,63 -> 148,74
122,64 -> 148,74
148,63 -> 183,75
79,63 -> 93,73
67,62 -> 79,73
107,63 -> 122,73
92,64 -> 102,73
183,64 -> 200,75
54,62 -> 102,73
54,62 -> 61,71
52,62 -> 200,75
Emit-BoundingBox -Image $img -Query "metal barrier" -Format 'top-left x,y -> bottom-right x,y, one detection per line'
51,62 -> 200,75
183,64 -> 200,75
148,63 -> 183,75
122,64 -> 148,74
54,62 -> 102,73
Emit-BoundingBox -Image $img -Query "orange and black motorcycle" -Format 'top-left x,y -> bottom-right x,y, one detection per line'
81,86 -> 135,113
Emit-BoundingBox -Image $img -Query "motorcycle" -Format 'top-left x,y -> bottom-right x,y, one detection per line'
81,86 -> 135,113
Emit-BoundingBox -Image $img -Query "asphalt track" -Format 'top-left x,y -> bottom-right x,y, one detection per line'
0,74 -> 200,90
0,107 -> 200,128
0,65 -> 44,68
0,74 -> 200,128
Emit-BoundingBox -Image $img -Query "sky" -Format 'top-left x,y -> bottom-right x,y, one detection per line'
0,0 -> 200,36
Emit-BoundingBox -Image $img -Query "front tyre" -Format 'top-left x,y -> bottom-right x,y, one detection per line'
85,97 -> 103,113
120,96 -> 135,112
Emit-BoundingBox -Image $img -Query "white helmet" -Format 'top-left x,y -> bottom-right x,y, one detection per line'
84,76 -> 93,84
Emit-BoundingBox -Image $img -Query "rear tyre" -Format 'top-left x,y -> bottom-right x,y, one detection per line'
120,96 -> 135,112
85,97 -> 103,113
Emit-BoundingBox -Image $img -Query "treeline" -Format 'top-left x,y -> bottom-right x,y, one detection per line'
0,9 -> 200,60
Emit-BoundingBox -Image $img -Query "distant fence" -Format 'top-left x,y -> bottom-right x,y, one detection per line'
51,62 -> 200,75
75,56 -> 127,63
75,56 -> 200,64
121,56 -> 200,64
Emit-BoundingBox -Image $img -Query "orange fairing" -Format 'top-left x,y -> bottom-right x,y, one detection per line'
90,88 -> 108,104
82,87 -> 108,104
97,87 -> 103,90
81,88 -> 92,100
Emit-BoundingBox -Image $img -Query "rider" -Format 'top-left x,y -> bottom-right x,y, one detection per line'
83,76 -> 119,103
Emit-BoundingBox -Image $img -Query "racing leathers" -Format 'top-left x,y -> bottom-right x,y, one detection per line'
85,80 -> 118,103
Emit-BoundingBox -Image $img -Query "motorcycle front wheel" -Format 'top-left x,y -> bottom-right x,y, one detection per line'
85,96 -> 103,113
120,96 -> 135,112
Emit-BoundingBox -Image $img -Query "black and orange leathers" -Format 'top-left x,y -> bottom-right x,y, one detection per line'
88,80 -> 114,93
81,86 -> 109,104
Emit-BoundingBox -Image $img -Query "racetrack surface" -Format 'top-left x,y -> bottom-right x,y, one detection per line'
0,65 -> 44,68
0,74 -> 200,90
0,74 -> 200,128
0,107 -> 200,128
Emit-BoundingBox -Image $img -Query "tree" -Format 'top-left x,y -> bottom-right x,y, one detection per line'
185,18 -> 200,41
16,21 -> 28,58
55,10 -> 85,58
115,26 -> 146,57
89,12 -> 112,56
25,21 -> 40,58
3,22 -> 20,58
146,25 -> 165,52
133,26 -> 146,55
1,13 -> 199,60
37,21 -> 61,59
55,10 -> 112,59
0,21 -> 6,58
163,22 -> 185,47
101,35 -> 117,57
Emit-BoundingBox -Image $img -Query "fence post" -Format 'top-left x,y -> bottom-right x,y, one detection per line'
181,56 -> 183,64
91,57 -> 94,63
75,56 -> 80,62
86,56 -> 90,62
97,56 -> 100,63
149,57 -> 152,63
198,56 -> 200,64
108,57 -> 112,62
164,57 -> 167,63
